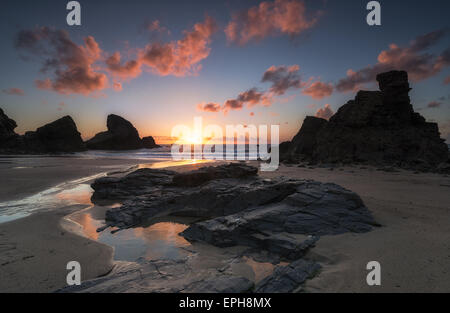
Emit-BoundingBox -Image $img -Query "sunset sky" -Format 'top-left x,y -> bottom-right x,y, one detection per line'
0,0 -> 449,143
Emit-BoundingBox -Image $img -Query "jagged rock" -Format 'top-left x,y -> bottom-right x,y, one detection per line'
0,109 -> 85,153
172,163 -> 258,187
254,259 -> 321,293
281,116 -> 327,163
58,257 -> 254,293
180,180 -> 376,258
282,71 -> 449,170
92,164 -> 376,259
141,136 -> 160,149
32,116 -> 85,152
91,168 -> 176,202
0,108 -> 18,141
86,114 -> 143,150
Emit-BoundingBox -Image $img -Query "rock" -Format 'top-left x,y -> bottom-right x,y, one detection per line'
282,116 -> 327,162
33,116 -> 85,152
58,256 -> 254,293
0,108 -> 18,141
254,259 -> 321,293
0,108 -> 85,153
283,70 -> 449,171
92,163 -> 377,260
172,163 -> 258,187
91,168 -> 176,202
86,114 -> 143,150
180,180 -> 376,258
141,136 -> 160,149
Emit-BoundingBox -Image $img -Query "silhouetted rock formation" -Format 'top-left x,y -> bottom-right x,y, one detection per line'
282,71 -> 449,171
0,108 -> 18,141
141,136 -> 159,149
86,114 -> 141,150
86,114 -> 159,150
0,108 -> 85,154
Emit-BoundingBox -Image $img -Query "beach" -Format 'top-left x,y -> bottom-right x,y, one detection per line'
0,156 -> 449,292
261,165 -> 450,292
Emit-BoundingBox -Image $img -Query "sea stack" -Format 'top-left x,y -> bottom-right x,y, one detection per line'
86,114 -> 159,150
0,108 -> 85,153
282,70 -> 449,171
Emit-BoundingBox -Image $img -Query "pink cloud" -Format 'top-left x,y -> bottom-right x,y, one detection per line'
197,102 -> 221,113
315,103 -> 334,120
261,65 -> 302,95
427,101 -> 441,108
225,0 -> 319,45
336,30 -> 450,92
2,88 -> 25,96
113,82 -> 123,92
302,80 -> 333,100
16,27 -> 108,96
444,76 -> 450,85
140,16 -> 217,76
106,52 -> 142,79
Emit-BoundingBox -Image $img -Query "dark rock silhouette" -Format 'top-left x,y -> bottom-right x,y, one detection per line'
141,136 -> 160,149
86,114 -> 159,150
86,114 -> 142,150
0,108 -> 18,141
33,116 -> 85,152
0,108 -> 85,153
282,71 -> 449,171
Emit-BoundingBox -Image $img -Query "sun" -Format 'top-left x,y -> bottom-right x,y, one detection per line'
184,132 -> 203,144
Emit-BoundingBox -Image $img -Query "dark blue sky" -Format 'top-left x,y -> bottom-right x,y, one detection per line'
0,0 -> 449,142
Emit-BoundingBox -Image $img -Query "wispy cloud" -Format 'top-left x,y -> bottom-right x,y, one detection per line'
302,80 -> 333,100
336,30 -> 450,92
15,27 -> 108,96
427,101 -> 441,108
2,87 -> 25,96
225,0 -> 320,45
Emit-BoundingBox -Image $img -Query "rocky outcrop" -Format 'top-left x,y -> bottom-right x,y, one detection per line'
86,114 -> 142,150
86,114 -> 159,150
33,116 -> 85,152
0,108 -> 18,141
92,164 -> 377,258
82,163 -> 376,292
141,136 -> 160,149
0,108 -> 85,154
255,259 -> 321,293
282,71 -> 449,171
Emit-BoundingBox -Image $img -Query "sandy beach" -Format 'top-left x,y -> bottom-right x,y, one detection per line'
261,165 -> 450,292
0,157 -> 449,292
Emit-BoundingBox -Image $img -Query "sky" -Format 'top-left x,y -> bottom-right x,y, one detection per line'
0,0 -> 449,143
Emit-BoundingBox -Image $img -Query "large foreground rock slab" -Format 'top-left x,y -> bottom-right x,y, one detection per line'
92,164 -> 377,260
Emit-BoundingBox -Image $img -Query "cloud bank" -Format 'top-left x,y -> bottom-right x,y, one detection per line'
225,0 -> 319,45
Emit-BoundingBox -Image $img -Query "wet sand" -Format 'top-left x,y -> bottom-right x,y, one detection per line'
0,157 -> 215,293
0,205 -> 114,293
0,156 -> 149,202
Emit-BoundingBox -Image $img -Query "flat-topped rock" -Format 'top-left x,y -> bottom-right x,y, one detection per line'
281,70 -> 449,170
